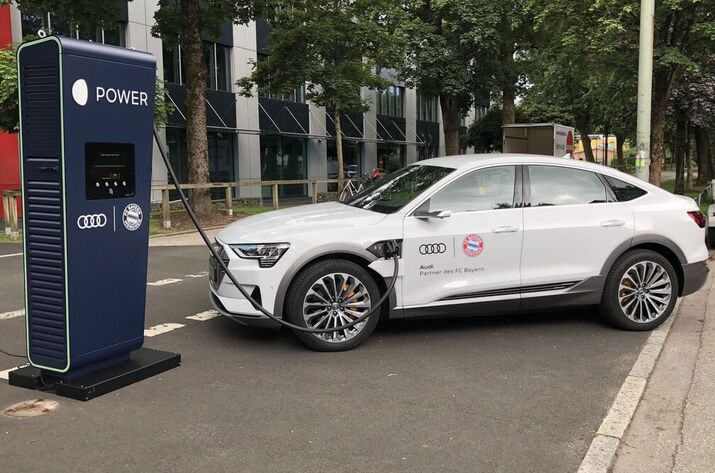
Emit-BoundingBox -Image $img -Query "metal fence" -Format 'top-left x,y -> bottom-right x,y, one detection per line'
152,178 -> 355,229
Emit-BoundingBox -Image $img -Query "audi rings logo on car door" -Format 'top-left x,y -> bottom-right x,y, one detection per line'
77,213 -> 107,230
419,243 -> 447,255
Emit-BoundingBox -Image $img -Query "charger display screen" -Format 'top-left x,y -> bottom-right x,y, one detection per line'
85,142 -> 136,200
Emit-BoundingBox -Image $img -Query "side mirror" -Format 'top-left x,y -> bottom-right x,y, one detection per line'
414,209 -> 452,219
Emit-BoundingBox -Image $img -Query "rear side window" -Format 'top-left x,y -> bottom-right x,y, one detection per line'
528,166 -> 607,206
604,176 -> 647,201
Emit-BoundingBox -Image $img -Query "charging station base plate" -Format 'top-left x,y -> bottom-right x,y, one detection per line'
8,348 -> 181,401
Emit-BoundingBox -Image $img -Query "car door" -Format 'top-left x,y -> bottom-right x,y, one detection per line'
520,164 -> 635,291
401,165 -> 524,314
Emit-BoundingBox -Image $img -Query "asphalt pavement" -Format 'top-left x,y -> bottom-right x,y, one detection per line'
0,242 -> 651,473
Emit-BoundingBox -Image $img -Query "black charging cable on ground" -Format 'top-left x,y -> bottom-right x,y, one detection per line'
154,128 -> 399,334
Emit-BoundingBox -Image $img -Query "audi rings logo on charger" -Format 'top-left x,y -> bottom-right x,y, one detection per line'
77,213 -> 107,230
419,243 -> 447,255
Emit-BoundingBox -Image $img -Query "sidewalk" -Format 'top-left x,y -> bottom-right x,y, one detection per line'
149,227 -> 221,247
612,259 -> 715,473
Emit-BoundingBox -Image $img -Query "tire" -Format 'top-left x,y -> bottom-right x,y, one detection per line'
599,249 -> 679,331
285,259 -> 381,351
707,227 -> 715,249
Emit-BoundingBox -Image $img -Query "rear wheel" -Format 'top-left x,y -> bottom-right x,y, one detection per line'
599,249 -> 678,330
286,259 -> 380,351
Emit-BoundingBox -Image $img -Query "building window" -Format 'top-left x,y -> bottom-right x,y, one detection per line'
260,135 -> 307,197
416,93 -> 437,122
376,85 -> 404,118
163,41 -> 231,92
418,145 -> 437,161
377,143 -> 405,173
21,12 -> 126,46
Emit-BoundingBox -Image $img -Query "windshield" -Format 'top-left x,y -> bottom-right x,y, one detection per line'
345,165 -> 455,214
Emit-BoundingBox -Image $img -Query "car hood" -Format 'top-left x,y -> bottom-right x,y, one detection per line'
217,202 -> 388,243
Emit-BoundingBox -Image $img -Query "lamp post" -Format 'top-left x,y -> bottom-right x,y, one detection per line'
635,0 -> 655,181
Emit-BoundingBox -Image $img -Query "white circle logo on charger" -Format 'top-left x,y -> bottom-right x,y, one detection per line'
71,79 -> 88,106
122,204 -> 143,231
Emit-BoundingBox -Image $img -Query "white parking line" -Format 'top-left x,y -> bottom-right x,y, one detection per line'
147,278 -> 183,286
576,300 -> 679,473
184,272 -> 208,278
144,323 -> 185,337
0,309 -> 24,320
0,365 -> 29,381
186,310 -> 219,321
0,252 -> 23,259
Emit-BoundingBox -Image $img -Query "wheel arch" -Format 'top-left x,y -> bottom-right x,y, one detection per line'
276,248 -> 395,321
601,236 -> 686,296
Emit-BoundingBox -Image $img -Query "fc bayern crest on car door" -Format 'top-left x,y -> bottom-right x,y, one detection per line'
462,234 -> 484,257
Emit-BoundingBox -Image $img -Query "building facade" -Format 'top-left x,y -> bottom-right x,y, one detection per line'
2,1 -> 488,203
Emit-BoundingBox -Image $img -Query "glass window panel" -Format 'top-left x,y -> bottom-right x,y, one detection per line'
216,44 -> 230,91
604,176 -> 647,201
529,166 -> 607,206
204,42 -> 215,89
430,166 -> 515,213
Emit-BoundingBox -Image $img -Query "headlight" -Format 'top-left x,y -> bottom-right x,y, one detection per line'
230,243 -> 290,268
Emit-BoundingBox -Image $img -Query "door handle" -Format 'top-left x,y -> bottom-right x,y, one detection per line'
601,219 -> 625,227
493,226 -> 519,233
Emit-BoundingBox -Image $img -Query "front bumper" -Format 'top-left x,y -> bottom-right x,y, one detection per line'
209,290 -> 281,329
681,260 -> 709,296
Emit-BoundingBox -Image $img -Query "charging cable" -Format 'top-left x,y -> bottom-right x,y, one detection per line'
154,128 -> 400,334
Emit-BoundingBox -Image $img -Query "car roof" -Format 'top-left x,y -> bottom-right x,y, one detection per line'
417,153 -> 663,192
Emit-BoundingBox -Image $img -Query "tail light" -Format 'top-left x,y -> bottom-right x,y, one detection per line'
687,210 -> 707,228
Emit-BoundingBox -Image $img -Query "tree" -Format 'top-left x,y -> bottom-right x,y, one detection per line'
401,0 -> 502,156
154,0 -> 260,216
237,0 -> 406,183
646,0 -> 715,185
671,55 -> 715,186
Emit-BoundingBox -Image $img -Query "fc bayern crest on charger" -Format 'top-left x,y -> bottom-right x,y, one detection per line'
462,234 -> 484,257
123,203 -> 143,231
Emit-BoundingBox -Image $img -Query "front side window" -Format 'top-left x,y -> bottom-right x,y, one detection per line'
604,176 -> 647,201
528,166 -> 607,206
428,166 -> 516,213
347,165 -> 454,214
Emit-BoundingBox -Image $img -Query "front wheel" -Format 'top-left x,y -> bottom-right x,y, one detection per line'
599,249 -> 679,331
285,259 -> 381,351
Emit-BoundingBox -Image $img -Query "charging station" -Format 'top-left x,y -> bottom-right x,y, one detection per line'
9,36 -> 180,400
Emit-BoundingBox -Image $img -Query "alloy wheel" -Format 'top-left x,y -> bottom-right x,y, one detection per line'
618,261 -> 672,323
302,272 -> 371,343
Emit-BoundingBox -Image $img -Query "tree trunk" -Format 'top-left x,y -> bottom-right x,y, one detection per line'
674,112 -> 686,194
502,82 -> 515,125
685,127 -> 693,192
695,126 -> 712,185
615,133 -> 625,169
578,130 -> 595,162
440,95 -> 461,156
181,0 -> 212,217
334,107 -> 344,190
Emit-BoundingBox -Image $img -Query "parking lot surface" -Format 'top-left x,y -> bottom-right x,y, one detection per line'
0,244 -> 650,472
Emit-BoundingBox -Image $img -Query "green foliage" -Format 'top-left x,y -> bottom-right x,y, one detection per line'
465,108 -> 503,153
400,0 -> 506,111
237,0 -> 406,114
153,79 -> 175,128
152,0 -> 261,45
0,47 -> 18,132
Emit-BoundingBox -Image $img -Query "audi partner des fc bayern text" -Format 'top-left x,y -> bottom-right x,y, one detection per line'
210,154 -> 709,351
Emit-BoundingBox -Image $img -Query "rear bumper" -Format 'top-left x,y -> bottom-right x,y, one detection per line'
681,260 -> 709,296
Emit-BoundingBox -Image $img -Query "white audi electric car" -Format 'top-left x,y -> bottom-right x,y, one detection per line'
210,154 -> 709,351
